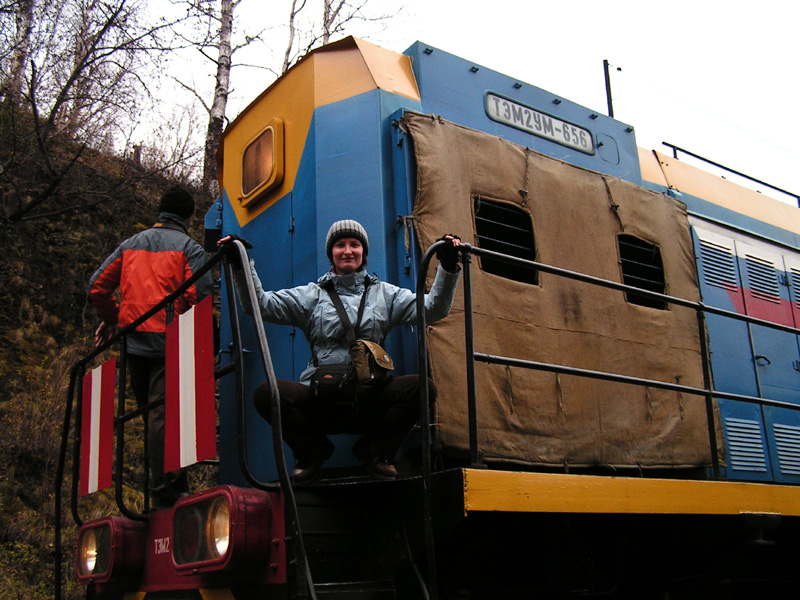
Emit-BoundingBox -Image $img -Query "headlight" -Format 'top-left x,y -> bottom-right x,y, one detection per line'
207,495 -> 230,557
75,517 -> 144,584
172,486 -> 281,575
172,495 -> 231,564
77,524 -> 110,577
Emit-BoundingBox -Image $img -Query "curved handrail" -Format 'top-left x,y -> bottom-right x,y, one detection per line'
414,238 -> 448,600
221,241 -> 317,600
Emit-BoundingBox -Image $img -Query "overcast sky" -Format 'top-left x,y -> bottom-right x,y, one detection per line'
227,0 -> 799,204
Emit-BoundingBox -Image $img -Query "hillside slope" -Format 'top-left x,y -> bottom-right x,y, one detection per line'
0,102 -> 214,599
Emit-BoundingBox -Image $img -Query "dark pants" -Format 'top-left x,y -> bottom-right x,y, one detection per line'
128,354 -> 188,505
253,374 -> 437,463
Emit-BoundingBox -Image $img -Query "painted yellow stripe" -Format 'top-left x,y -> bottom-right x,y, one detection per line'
641,148 -> 800,236
200,590 -> 235,600
462,469 -> 800,516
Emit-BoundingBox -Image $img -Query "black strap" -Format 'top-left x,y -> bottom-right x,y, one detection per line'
322,278 -> 370,348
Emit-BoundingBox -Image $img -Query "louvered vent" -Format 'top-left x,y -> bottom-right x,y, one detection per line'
774,423 -> 800,476
473,197 -> 537,285
744,254 -> 781,304
725,418 -> 767,472
699,239 -> 738,292
789,268 -> 800,312
618,235 -> 666,310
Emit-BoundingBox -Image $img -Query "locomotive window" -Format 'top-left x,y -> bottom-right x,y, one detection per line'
618,234 -> 666,309
242,129 -> 273,195
473,197 -> 537,285
240,118 -> 284,206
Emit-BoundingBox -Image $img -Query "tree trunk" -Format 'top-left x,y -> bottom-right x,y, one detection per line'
282,0 -> 301,74
202,0 -> 234,199
8,0 -> 34,106
323,0 -> 332,43
322,0 -> 344,44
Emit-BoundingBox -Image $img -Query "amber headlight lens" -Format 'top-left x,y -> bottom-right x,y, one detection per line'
77,524 -> 111,577
206,496 -> 230,558
76,517 -> 144,585
174,495 -> 231,566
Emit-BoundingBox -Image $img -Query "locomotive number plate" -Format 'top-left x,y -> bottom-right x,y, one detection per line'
485,93 -> 594,154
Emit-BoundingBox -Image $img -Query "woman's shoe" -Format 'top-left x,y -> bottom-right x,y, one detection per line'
292,459 -> 322,483
365,457 -> 398,480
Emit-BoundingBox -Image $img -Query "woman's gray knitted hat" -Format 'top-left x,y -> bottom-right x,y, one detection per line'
325,219 -> 369,258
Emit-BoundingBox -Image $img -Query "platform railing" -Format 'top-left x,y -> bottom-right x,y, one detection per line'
416,242 -> 800,485
663,142 -> 800,208
53,249 -> 223,600
54,240 -> 317,600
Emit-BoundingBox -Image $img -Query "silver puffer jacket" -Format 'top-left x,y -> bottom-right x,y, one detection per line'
237,262 -> 460,383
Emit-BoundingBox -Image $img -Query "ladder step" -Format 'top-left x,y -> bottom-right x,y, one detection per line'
313,581 -> 396,599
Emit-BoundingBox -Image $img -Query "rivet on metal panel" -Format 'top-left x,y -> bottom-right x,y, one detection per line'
424,47 -> 433,54
470,66 -> 479,73
514,83 -> 522,89
553,98 -> 561,105
590,113 -> 599,119
625,126 -> 634,132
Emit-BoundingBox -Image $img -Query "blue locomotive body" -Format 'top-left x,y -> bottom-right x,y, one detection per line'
69,37 -> 800,599
213,39 -> 800,486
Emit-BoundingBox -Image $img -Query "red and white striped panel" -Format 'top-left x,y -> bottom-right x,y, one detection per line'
80,358 -> 116,496
164,295 -> 216,472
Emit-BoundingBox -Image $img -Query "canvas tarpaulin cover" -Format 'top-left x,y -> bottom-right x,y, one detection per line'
403,111 -> 721,469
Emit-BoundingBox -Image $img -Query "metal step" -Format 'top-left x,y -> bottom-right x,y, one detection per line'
314,580 -> 396,599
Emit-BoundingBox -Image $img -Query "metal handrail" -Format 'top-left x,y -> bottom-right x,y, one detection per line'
221,241 -> 317,600
415,239 -> 446,600
55,240 -> 317,600
663,142 -> 800,208
54,249 -> 222,600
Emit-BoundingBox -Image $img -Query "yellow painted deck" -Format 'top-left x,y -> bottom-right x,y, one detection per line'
461,469 -> 800,517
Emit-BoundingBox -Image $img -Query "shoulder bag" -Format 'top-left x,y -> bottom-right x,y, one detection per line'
310,279 -> 394,404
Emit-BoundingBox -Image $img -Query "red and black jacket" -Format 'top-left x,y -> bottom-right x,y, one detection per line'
89,213 -> 214,356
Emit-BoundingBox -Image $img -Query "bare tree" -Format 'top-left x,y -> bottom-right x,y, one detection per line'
202,0 -> 235,197
281,0 -> 391,74
172,0 -> 270,197
137,103 -> 206,182
282,0 -> 304,74
322,0 -> 345,44
0,0 -> 187,222
3,0 -> 34,105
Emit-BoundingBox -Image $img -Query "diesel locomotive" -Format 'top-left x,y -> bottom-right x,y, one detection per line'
59,37 -> 800,599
